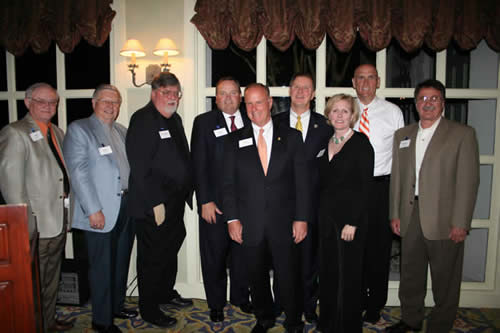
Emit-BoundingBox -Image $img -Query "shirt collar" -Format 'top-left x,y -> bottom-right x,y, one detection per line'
290,109 -> 311,119
252,119 -> 273,132
222,109 -> 241,120
418,116 -> 442,133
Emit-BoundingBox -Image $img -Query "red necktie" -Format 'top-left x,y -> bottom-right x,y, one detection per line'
359,107 -> 369,138
230,115 -> 237,132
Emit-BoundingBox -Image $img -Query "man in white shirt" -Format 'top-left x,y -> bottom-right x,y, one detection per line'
352,64 -> 405,323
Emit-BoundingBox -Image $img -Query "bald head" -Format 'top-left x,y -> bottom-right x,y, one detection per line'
352,64 -> 380,105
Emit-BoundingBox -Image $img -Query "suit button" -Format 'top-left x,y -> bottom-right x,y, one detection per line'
117,193 -> 120,196
118,176 -> 121,179
59,178 -> 63,181
410,201 -> 413,205
59,195 -> 63,199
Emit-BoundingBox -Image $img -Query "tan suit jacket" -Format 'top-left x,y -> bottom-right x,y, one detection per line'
0,114 -> 67,238
390,118 -> 479,240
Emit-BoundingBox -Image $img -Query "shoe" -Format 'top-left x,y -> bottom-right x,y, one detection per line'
304,311 -> 318,323
237,302 -> 254,314
386,321 -> 422,332
142,314 -> 177,328
114,308 -> 139,319
48,319 -> 74,331
91,322 -> 121,333
285,321 -> 305,333
167,295 -> 193,308
209,308 -> 224,322
273,305 -> 283,318
363,310 -> 381,324
251,319 -> 275,332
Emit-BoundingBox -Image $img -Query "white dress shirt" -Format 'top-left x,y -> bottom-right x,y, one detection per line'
289,109 -> 310,141
222,110 -> 244,131
415,117 -> 441,195
354,96 -> 405,176
251,119 -> 273,163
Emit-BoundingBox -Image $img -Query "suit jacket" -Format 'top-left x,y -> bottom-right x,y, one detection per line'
191,109 -> 250,209
0,113 -> 67,238
389,118 -> 480,240
126,101 -> 193,219
63,114 -> 127,233
223,121 -> 310,246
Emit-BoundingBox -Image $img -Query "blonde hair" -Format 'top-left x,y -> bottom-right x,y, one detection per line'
324,94 -> 360,128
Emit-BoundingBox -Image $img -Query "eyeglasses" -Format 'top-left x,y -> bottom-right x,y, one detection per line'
416,95 -> 441,103
30,98 -> 58,107
157,89 -> 182,98
97,99 -> 121,106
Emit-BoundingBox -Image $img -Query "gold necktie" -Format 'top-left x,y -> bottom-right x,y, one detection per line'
295,115 -> 303,132
257,128 -> 268,175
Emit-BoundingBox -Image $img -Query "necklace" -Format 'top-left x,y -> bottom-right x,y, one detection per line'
332,128 -> 351,144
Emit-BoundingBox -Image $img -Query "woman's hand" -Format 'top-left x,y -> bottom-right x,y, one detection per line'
341,224 -> 356,241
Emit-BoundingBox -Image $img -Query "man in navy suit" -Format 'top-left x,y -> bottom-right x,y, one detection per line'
273,73 -> 333,323
223,83 -> 310,333
191,77 -> 252,322
63,84 -> 137,333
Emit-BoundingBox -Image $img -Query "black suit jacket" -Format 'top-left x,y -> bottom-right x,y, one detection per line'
223,121 -> 310,246
126,102 -> 193,219
191,109 -> 250,209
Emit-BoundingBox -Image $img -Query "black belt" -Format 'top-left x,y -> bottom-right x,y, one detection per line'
373,175 -> 390,182
414,196 -> 419,200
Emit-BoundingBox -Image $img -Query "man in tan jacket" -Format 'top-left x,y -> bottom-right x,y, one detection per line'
387,79 -> 479,333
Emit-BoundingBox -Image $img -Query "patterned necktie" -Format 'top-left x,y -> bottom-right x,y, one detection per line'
46,127 -> 70,195
295,115 -> 303,132
359,107 -> 369,138
257,128 -> 268,175
230,115 -> 237,132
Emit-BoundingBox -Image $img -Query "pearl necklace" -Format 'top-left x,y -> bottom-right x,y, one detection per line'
332,128 -> 352,144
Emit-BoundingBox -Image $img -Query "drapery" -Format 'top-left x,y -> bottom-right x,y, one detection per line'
191,0 -> 500,52
0,0 -> 116,56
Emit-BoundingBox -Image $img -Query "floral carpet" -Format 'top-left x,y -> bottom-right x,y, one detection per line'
57,297 -> 500,332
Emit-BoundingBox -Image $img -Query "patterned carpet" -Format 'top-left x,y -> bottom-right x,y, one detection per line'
57,297 -> 500,332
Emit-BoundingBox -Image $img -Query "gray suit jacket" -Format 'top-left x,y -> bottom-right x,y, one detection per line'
389,118 -> 480,240
0,114 -> 67,238
63,114 -> 127,233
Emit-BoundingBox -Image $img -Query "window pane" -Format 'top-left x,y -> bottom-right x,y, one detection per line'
0,49 -> 6,91
326,36 -> 376,87
386,39 -> 436,88
462,228 -> 488,282
16,99 -> 58,126
205,97 -> 215,113
386,97 -> 417,125
208,40 -> 256,87
66,99 -> 92,125
0,100 -> 9,130
267,40 -> 316,87
65,39 -> 110,89
271,97 -> 291,115
473,165 -> 492,220
15,43 -> 57,90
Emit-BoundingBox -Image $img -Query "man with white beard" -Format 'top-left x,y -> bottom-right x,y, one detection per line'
126,72 -> 193,328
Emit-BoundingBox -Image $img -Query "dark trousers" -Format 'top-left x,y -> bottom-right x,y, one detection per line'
245,232 -> 301,330
199,214 -> 249,310
84,195 -> 135,326
362,176 -> 392,313
135,201 -> 186,319
400,201 -> 464,332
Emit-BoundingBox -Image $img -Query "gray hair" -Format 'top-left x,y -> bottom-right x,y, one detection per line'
151,72 -> 181,91
25,82 -> 58,99
92,84 -> 122,101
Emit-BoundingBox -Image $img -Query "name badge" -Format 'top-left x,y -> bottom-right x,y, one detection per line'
159,130 -> 171,139
63,197 -> 70,209
30,130 -> 44,142
98,145 -> 113,155
316,149 -> 325,158
238,137 -> 253,148
213,128 -> 228,137
399,139 -> 410,149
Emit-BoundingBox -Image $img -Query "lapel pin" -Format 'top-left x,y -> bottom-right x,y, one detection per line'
314,124 -> 318,128
277,137 -> 281,141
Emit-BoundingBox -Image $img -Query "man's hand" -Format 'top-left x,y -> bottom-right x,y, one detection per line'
89,211 -> 105,230
391,218 -> 401,236
201,201 -> 222,224
449,226 -> 467,243
228,220 -> 243,244
292,221 -> 308,244
153,204 -> 165,226
341,224 -> 356,241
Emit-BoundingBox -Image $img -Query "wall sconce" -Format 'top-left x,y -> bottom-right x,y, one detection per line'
120,38 -> 179,87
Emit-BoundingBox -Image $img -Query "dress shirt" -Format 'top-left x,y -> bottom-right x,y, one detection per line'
251,120 -> 273,163
222,110 -> 244,131
290,109 -> 310,141
415,117 -> 441,195
354,97 -> 404,176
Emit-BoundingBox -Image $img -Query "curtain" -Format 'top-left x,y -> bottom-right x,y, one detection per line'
0,0 -> 116,56
191,0 -> 500,52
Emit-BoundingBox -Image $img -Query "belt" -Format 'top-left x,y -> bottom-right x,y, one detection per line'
373,175 -> 390,182
118,189 -> 128,197
414,196 -> 419,200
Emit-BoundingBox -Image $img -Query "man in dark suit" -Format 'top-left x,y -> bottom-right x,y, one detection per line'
191,77 -> 252,322
63,85 -> 137,333
223,83 -> 310,333
273,73 -> 332,323
387,79 -> 480,333
126,72 -> 193,328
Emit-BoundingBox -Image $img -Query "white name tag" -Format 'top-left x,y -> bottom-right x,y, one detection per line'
316,148 -> 325,158
159,130 -> 171,139
64,197 -> 70,209
399,139 -> 410,149
30,130 -> 44,142
213,128 -> 228,137
238,137 -> 253,148
98,145 -> 113,155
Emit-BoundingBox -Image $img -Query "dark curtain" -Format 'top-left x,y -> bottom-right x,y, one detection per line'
0,0 -> 116,56
191,0 -> 500,52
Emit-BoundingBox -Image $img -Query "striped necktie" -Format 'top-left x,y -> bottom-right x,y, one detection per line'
359,107 -> 369,138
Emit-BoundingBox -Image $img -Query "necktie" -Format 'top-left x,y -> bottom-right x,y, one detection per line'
230,115 -> 237,132
257,128 -> 268,175
359,107 -> 370,138
46,127 -> 70,195
295,115 -> 303,132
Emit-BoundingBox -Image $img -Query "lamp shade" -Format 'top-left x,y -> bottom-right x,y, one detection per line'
120,39 -> 146,57
153,38 -> 179,56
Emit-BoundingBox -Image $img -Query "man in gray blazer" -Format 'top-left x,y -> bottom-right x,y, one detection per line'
63,85 -> 137,333
387,79 -> 480,333
0,82 -> 74,332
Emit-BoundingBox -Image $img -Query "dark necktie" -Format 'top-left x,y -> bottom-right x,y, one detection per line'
46,127 -> 70,195
230,115 -> 237,132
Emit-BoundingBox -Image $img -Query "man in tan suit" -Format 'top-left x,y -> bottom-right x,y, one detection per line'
387,79 -> 479,333
0,83 -> 73,332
